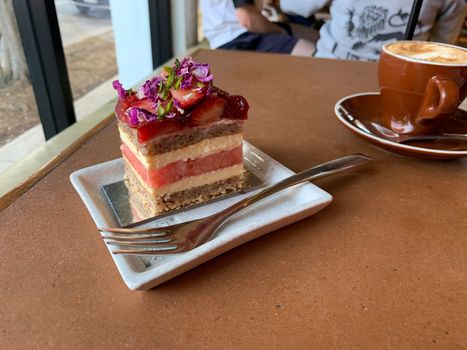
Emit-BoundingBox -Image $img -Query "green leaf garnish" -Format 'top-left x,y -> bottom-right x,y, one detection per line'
160,88 -> 169,100
157,104 -> 166,116
164,99 -> 173,114
174,76 -> 183,89
166,70 -> 175,88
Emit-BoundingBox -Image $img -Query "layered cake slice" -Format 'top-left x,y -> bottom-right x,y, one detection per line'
113,57 -> 249,216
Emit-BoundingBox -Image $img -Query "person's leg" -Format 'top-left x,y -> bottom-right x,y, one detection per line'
218,32 -> 261,51
220,32 -> 315,56
255,33 -> 297,53
290,38 -> 316,56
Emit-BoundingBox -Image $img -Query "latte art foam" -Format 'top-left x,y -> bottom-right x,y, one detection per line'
386,42 -> 467,64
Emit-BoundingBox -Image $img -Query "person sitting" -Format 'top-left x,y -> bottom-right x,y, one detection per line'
280,0 -> 467,61
200,0 -> 316,56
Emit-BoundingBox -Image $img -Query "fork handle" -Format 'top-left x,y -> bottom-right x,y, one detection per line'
216,154 -> 372,219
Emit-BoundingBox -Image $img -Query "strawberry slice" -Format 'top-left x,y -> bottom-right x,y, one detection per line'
189,96 -> 226,126
137,119 -> 185,143
132,98 -> 157,114
170,87 -> 205,109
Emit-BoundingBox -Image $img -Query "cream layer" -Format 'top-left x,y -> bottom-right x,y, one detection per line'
124,157 -> 244,196
119,129 -> 243,169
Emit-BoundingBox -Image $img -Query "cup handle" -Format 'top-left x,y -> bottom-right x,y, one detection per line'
416,75 -> 460,124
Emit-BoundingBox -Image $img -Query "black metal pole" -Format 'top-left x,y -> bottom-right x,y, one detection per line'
13,0 -> 76,140
148,0 -> 173,69
404,0 -> 424,40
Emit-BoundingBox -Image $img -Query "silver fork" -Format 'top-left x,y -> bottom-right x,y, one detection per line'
99,154 -> 372,255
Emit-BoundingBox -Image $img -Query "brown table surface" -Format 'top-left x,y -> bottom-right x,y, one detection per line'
1,49 -> 466,349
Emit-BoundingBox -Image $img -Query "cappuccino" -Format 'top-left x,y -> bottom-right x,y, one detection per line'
385,41 -> 467,65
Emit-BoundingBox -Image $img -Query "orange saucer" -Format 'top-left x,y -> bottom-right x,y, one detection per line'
335,92 -> 467,159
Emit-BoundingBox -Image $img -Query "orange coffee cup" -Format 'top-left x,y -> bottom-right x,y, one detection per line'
379,41 -> 467,135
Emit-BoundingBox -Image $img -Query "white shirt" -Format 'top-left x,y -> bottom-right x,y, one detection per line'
200,0 -> 248,48
281,0 -> 467,61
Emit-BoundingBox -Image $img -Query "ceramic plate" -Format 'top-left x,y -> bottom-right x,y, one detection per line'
335,92 -> 467,159
70,141 -> 332,290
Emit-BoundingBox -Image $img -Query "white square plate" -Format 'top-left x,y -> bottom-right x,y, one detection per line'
70,141 -> 332,290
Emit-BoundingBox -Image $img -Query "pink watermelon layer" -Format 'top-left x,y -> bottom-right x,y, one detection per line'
121,142 -> 243,188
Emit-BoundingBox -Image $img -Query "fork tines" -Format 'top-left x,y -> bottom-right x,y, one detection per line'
99,226 -> 180,255
101,233 -> 172,241
98,226 -> 169,234
110,248 -> 180,255
104,239 -> 175,246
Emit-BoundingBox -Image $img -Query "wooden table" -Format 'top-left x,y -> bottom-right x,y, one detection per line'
1,49 -> 466,349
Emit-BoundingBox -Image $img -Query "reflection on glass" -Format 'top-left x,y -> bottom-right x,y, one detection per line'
0,0 -> 118,178
55,0 -> 117,120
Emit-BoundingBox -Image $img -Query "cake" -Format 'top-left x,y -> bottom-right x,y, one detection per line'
112,57 -> 249,216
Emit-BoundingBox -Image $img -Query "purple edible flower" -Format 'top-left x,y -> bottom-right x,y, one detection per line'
126,107 -> 158,127
112,80 -> 127,100
173,57 -> 213,89
180,74 -> 193,89
142,76 -> 164,102
175,57 -> 192,76
192,63 -> 213,83
127,107 -> 140,126
120,56 -> 214,126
